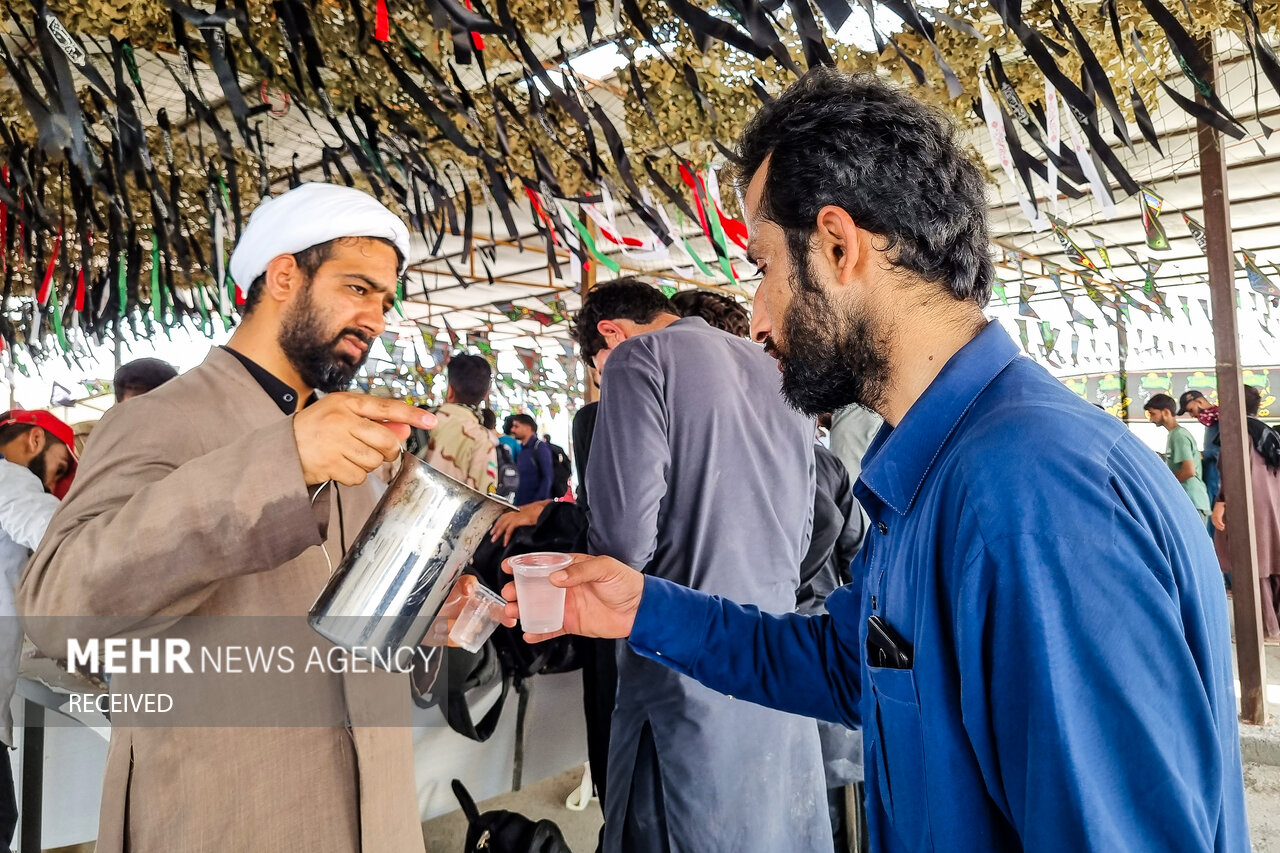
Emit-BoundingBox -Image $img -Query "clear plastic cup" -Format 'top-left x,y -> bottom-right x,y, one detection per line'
510,552 -> 572,634
448,584 -> 508,653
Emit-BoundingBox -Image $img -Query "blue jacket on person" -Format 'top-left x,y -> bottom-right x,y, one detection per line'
627,321 -> 1249,853
514,436 -> 553,506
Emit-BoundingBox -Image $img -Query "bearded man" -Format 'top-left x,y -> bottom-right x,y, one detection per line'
0,410 -> 75,846
503,70 -> 1249,853
569,277 -> 828,853
19,183 -> 436,852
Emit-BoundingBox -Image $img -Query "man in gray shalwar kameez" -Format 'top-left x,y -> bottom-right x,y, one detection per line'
574,278 -> 830,853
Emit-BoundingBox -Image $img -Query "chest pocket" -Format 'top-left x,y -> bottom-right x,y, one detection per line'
868,664 -> 934,852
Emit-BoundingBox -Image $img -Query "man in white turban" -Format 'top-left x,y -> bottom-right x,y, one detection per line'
20,183 -> 435,852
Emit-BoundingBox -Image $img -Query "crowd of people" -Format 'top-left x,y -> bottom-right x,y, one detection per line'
1145,386 -> 1280,640
0,67 -> 1259,853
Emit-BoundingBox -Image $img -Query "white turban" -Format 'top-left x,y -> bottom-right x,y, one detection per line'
228,182 -> 411,297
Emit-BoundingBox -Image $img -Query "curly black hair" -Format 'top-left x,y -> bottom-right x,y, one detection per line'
735,68 -> 992,307
571,277 -> 675,365
669,289 -> 751,339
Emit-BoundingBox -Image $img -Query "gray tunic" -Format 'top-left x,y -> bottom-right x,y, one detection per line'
586,316 -> 830,853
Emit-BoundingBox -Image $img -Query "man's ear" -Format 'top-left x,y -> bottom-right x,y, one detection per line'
813,205 -> 863,289
597,319 -> 624,343
263,254 -> 304,305
26,427 -> 44,456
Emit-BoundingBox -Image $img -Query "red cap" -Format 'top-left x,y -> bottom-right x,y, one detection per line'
0,409 -> 78,497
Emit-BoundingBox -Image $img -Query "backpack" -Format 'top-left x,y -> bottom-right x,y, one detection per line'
439,503 -> 587,744
451,779 -> 571,853
546,442 -> 572,499
495,441 -> 520,499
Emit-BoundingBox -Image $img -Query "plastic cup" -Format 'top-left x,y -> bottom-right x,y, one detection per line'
510,552 -> 572,634
448,584 -> 508,653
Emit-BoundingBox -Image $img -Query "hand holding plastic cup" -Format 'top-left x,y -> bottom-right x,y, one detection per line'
421,576 -> 505,652
447,584 -> 507,653
509,552 -> 573,634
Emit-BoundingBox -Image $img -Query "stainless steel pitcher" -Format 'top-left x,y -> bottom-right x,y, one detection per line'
308,451 -> 513,667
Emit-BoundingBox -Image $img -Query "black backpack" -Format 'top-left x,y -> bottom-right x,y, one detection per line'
546,442 -> 572,499
471,502 -> 587,680
439,502 -> 587,744
451,779 -> 571,853
495,441 -> 520,499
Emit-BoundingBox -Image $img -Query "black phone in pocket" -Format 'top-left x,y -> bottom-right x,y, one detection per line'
866,615 -> 913,669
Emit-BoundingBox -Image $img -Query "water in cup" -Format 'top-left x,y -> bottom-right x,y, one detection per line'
510,552 -> 572,634
449,585 -> 507,653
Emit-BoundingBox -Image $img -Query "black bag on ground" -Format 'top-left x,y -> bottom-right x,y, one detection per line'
452,779 -> 572,853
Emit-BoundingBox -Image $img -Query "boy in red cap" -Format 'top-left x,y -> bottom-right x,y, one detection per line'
0,410 -> 78,497
0,408 -> 76,846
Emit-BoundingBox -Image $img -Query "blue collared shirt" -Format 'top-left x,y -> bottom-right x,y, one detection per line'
629,322 -> 1248,852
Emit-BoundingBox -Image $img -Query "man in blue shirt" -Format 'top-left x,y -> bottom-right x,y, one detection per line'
510,413 -> 554,505
502,68 -> 1249,853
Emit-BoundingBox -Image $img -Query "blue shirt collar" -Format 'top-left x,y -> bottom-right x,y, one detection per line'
857,321 -> 1020,516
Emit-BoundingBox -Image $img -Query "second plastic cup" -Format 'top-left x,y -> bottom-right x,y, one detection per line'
510,552 -> 572,634
448,584 -> 508,653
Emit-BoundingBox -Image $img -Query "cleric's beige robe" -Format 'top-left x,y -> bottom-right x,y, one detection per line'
19,347 -> 426,853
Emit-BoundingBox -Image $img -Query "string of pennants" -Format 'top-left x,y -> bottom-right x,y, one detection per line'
3,0 -> 1280,370
410,318 -> 580,396
995,193 -> 1280,368
354,318 -> 582,421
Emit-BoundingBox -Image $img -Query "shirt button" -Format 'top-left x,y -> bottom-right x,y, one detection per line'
876,521 -> 888,535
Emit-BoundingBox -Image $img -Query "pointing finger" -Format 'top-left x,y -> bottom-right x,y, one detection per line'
345,394 -> 435,429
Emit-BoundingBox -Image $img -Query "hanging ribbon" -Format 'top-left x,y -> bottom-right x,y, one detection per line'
704,168 -> 749,251
979,76 -> 1045,231
1045,83 -> 1062,214
1061,105 -> 1116,217
37,229 -> 62,305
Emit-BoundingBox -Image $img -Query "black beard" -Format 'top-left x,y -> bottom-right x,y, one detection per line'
278,285 -> 372,393
774,252 -> 891,417
26,444 -> 54,493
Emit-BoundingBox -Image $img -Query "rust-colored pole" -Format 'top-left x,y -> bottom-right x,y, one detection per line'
1198,39 -> 1267,724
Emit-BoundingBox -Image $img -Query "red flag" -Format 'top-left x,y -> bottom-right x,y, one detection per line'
0,167 -> 7,273
716,207 -> 749,249
678,164 -> 713,240
597,224 -> 645,248
463,0 -> 485,49
523,187 -> 562,247
74,268 -> 85,311
374,0 -> 390,41
37,230 -> 62,305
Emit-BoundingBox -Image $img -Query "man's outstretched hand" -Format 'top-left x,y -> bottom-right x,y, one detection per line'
489,500 -> 549,546
500,554 -> 645,643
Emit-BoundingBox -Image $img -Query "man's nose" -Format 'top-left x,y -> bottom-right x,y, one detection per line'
750,290 -> 771,344
360,303 -> 387,337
